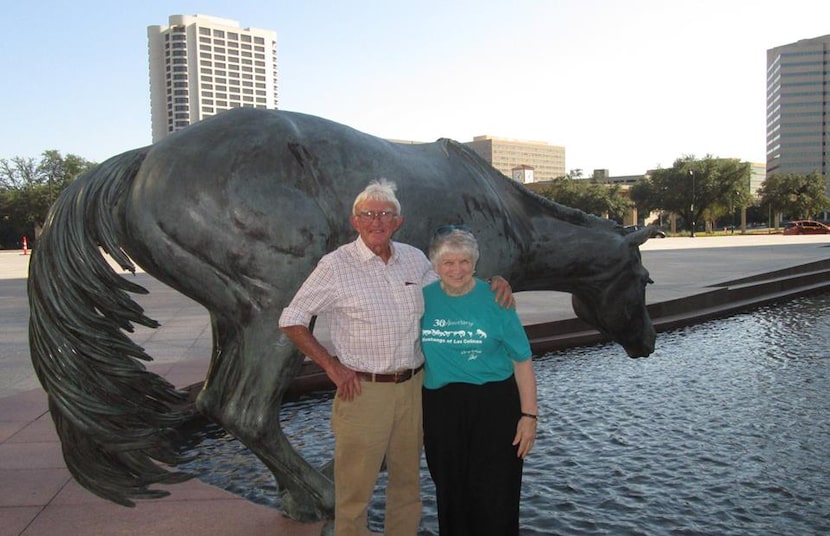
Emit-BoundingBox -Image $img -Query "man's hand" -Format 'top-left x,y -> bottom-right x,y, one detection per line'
325,360 -> 362,401
489,275 -> 515,309
280,325 -> 362,400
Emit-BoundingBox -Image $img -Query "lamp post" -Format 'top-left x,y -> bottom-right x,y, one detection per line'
689,170 -> 696,237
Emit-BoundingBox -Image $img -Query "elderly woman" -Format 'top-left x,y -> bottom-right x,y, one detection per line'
420,225 -> 538,536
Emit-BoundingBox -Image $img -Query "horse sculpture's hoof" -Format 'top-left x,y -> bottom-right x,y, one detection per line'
281,488 -> 331,523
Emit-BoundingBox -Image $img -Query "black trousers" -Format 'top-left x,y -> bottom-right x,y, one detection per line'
423,377 -> 524,536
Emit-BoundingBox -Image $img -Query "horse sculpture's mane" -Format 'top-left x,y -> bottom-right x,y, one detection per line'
453,144 -> 619,231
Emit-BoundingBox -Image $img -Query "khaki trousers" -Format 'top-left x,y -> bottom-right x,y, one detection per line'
331,370 -> 423,536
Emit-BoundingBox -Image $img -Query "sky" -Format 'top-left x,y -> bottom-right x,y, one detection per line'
2,0 -> 829,176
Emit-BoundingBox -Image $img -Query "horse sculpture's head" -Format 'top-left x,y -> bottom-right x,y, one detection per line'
571,227 -> 656,358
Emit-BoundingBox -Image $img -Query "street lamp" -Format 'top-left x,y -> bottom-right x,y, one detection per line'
689,170 -> 696,237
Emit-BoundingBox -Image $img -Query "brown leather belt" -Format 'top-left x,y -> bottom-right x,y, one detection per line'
355,364 -> 424,383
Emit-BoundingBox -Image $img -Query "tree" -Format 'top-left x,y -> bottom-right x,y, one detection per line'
537,177 -> 632,221
637,155 -> 751,234
758,172 -> 829,221
0,151 -> 95,247
630,179 -> 658,217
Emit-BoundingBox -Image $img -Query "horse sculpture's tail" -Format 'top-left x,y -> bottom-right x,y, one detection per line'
27,148 -> 192,507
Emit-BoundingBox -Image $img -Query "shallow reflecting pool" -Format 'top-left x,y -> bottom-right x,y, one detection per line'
180,292 -> 830,535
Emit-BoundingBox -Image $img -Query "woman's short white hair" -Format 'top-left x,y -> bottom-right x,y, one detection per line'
352,178 -> 402,215
429,228 -> 480,267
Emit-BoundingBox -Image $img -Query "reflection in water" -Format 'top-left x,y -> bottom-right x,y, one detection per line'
179,293 -> 830,535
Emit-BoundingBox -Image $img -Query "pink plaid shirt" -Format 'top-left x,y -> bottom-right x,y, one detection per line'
279,238 -> 436,373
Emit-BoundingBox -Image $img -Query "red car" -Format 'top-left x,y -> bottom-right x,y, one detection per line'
782,220 -> 830,235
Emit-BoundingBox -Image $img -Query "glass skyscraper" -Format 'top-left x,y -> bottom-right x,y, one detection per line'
766,34 -> 829,194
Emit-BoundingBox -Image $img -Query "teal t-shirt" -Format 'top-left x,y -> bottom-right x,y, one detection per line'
421,278 -> 532,389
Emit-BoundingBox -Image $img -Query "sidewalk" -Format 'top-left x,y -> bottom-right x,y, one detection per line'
2,234 -> 829,535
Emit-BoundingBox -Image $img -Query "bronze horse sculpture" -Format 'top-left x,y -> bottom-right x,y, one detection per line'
27,108 -> 656,526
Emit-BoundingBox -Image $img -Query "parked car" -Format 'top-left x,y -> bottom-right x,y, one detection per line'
624,224 -> 667,238
782,220 -> 830,235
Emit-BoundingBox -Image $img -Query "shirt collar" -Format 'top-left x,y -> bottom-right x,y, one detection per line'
353,237 -> 398,264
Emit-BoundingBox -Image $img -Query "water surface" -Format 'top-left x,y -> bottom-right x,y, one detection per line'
180,293 -> 830,535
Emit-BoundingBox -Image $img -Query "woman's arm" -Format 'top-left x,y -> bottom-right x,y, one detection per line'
512,358 -> 538,458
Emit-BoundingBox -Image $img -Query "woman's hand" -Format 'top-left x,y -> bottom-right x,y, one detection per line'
513,414 -> 537,458
512,359 -> 537,458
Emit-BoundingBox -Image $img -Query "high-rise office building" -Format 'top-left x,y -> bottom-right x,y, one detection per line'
464,135 -> 566,183
766,34 -> 829,192
148,14 -> 278,142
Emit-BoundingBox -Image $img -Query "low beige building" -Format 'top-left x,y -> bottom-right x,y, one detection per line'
464,135 -> 565,183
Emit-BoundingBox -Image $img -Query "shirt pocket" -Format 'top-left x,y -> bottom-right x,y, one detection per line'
391,279 -> 425,319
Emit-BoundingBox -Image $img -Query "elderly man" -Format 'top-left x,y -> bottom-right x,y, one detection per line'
279,178 -> 511,535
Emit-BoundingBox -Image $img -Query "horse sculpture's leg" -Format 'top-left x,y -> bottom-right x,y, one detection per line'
196,311 -> 335,522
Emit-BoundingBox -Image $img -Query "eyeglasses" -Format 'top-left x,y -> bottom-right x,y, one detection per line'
433,224 -> 472,237
356,210 -> 398,222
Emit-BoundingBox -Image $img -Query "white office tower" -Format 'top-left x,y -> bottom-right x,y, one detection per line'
148,14 -> 278,142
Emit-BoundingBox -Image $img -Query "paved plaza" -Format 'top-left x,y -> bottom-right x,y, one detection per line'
1,233 -> 829,535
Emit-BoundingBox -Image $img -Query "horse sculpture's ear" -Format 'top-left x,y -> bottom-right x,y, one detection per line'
624,227 -> 652,246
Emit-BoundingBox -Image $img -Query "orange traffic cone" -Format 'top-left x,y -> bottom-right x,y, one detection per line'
21,236 -> 29,256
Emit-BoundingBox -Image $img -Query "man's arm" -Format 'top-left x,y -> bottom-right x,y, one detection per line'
280,325 -> 361,401
489,275 -> 515,309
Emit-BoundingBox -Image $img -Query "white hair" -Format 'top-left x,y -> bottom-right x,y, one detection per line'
352,178 -> 401,215
429,229 -> 480,267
